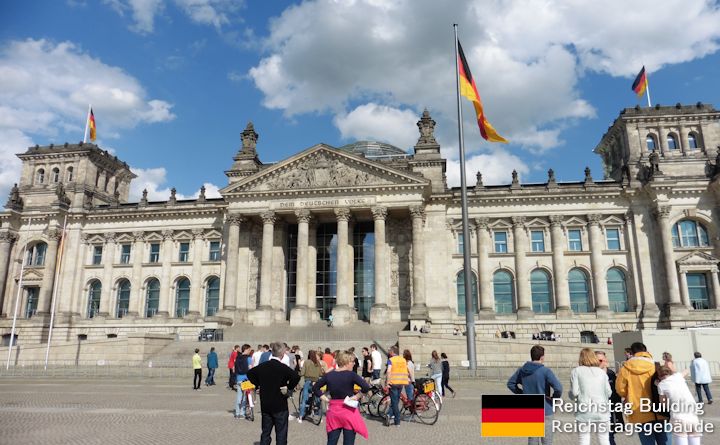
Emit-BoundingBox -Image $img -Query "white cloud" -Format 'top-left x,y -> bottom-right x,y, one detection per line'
334,103 -> 418,150
0,38 -> 175,199
249,0 -> 720,153
129,167 -> 222,201
106,0 -> 242,34
445,149 -> 530,188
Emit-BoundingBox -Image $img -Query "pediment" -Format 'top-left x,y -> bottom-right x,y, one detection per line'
221,145 -> 427,195
677,251 -> 719,266
86,234 -> 105,244
564,216 -> 587,226
22,268 -> 44,281
144,232 -> 164,242
602,215 -> 625,226
526,217 -> 549,228
204,229 -> 222,239
489,219 -> 512,229
115,233 -> 134,243
173,230 -> 193,241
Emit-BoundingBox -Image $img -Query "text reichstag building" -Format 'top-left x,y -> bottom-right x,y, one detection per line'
1,105 -> 719,344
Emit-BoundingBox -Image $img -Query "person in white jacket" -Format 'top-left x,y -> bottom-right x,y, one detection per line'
658,365 -> 703,445
690,352 -> 713,404
569,348 -> 612,445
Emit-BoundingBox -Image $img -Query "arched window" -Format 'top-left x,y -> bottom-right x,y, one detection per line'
66,166 -> 74,182
646,135 -> 657,151
569,268 -> 590,312
530,269 -> 552,313
175,278 -> 190,317
145,279 -> 160,318
456,270 -> 478,315
671,220 -> 710,248
116,279 -> 131,318
667,134 -> 678,150
607,267 -> 629,312
25,242 -> 47,266
87,280 -> 102,318
688,133 -> 698,150
36,168 -> 45,184
51,167 -> 60,183
205,276 -> 220,317
493,270 -> 514,314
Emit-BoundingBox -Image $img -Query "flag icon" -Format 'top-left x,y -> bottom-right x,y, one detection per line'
632,66 -> 648,98
88,108 -> 97,142
457,41 -> 508,143
481,394 -> 545,437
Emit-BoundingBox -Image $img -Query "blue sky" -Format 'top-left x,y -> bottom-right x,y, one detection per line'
1,0 -> 720,201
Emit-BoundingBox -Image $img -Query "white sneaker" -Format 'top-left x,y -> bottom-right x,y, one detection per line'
289,414 -> 296,420
297,418 -> 303,424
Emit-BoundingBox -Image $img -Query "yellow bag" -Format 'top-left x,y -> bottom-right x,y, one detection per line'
240,380 -> 255,391
422,380 -> 435,393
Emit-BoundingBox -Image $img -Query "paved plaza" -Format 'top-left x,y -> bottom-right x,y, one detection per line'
1,376 -> 719,445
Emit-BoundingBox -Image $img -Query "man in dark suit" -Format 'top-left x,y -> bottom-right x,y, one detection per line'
247,341 -> 300,445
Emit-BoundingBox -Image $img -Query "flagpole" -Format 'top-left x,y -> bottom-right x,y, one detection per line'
453,24 -> 477,372
83,104 -> 91,143
44,214 -> 67,370
645,73 -> 652,108
6,217 -> 31,370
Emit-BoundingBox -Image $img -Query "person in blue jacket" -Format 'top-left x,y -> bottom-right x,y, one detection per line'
205,346 -> 218,386
507,345 -> 563,445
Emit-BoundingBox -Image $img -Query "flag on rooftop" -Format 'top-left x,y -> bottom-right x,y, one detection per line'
88,108 -> 97,142
632,66 -> 648,98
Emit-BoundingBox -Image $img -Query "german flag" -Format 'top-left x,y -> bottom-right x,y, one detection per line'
481,394 -> 545,437
457,41 -> 507,143
632,66 -> 648,98
88,108 -> 97,142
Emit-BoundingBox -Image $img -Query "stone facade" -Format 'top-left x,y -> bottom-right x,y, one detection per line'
1,105 -> 720,345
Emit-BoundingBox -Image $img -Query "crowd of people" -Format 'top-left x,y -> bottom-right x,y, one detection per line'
192,342 -> 455,445
507,344 -> 714,445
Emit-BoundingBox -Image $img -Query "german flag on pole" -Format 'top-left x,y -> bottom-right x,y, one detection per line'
88,108 -> 97,142
632,66 -> 648,98
481,394 -> 545,437
457,41 -> 507,143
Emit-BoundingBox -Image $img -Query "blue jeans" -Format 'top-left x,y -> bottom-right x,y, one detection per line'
637,422 -> 668,445
205,367 -> 215,385
235,375 -> 248,416
404,384 -> 414,402
298,380 -> 313,418
327,428 -> 356,445
387,385 -> 403,425
696,383 -> 713,402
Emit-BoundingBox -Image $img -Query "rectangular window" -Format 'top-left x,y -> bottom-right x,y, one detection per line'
531,230 -> 545,252
92,245 -> 103,265
120,244 -> 131,264
457,233 -> 464,254
209,241 -> 220,261
178,242 -> 190,262
568,229 -> 583,251
606,228 -> 621,250
149,243 -> 160,263
494,231 -> 508,253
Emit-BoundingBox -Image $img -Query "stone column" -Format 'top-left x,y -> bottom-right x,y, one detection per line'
654,206 -> 684,315
0,232 -> 17,315
130,231 -> 144,316
513,216 -> 532,318
623,212 -> 644,313
223,214 -> 243,312
37,228 -> 61,316
290,209 -> 312,326
679,271 -> 690,308
307,222 -> 318,321
475,218 -> 494,317
550,216 -> 570,315
98,233 -> 116,317
587,214 -> 610,315
409,205 -> 428,320
254,211 -> 277,326
679,127 -> 688,155
711,268 -> 720,309
370,206 -> 390,324
157,229 -> 174,317
331,208 -> 357,326
658,126 -> 667,155
189,229 -> 204,316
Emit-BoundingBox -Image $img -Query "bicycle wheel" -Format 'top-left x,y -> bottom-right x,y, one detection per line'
306,396 -> 323,426
247,405 -> 254,422
413,394 -> 439,425
377,394 -> 391,419
368,391 -> 386,417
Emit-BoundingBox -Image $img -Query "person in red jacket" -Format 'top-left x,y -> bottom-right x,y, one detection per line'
228,344 -> 239,390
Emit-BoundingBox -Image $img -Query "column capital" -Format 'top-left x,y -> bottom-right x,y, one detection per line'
654,205 -> 671,220
103,232 -> 117,243
80,233 -> 89,244
132,231 -> 145,242
227,213 -> 245,226
549,215 -> 564,227
295,209 -> 313,224
371,206 -> 388,221
409,205 -> 425,220
260,210 -> 276,225
0,231 -> 17,243
474,217 -> 489,229
511,215 -> 526,228
191,228 -> 205,239
334,208 -> 351,221
46,228 -> 63,241
587,214 -> 602,226
624,211 -> 634,224
161,229 -> 174,240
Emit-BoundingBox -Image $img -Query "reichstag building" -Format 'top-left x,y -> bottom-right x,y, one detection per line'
1,105 -> 719,344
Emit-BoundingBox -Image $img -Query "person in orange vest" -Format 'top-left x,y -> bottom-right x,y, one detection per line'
384,346 -> 410,427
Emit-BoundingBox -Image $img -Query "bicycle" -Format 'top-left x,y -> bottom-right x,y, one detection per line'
377,378 -> 440,425
358,383 -> 385,417
300,390 -> 324,425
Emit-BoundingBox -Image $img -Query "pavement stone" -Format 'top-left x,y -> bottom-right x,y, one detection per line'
0,377 -> 719,445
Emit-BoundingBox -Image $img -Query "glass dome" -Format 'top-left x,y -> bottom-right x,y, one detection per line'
338,141 -> 408,159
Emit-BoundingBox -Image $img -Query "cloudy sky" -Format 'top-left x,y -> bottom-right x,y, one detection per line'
2,0 -> 720,201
